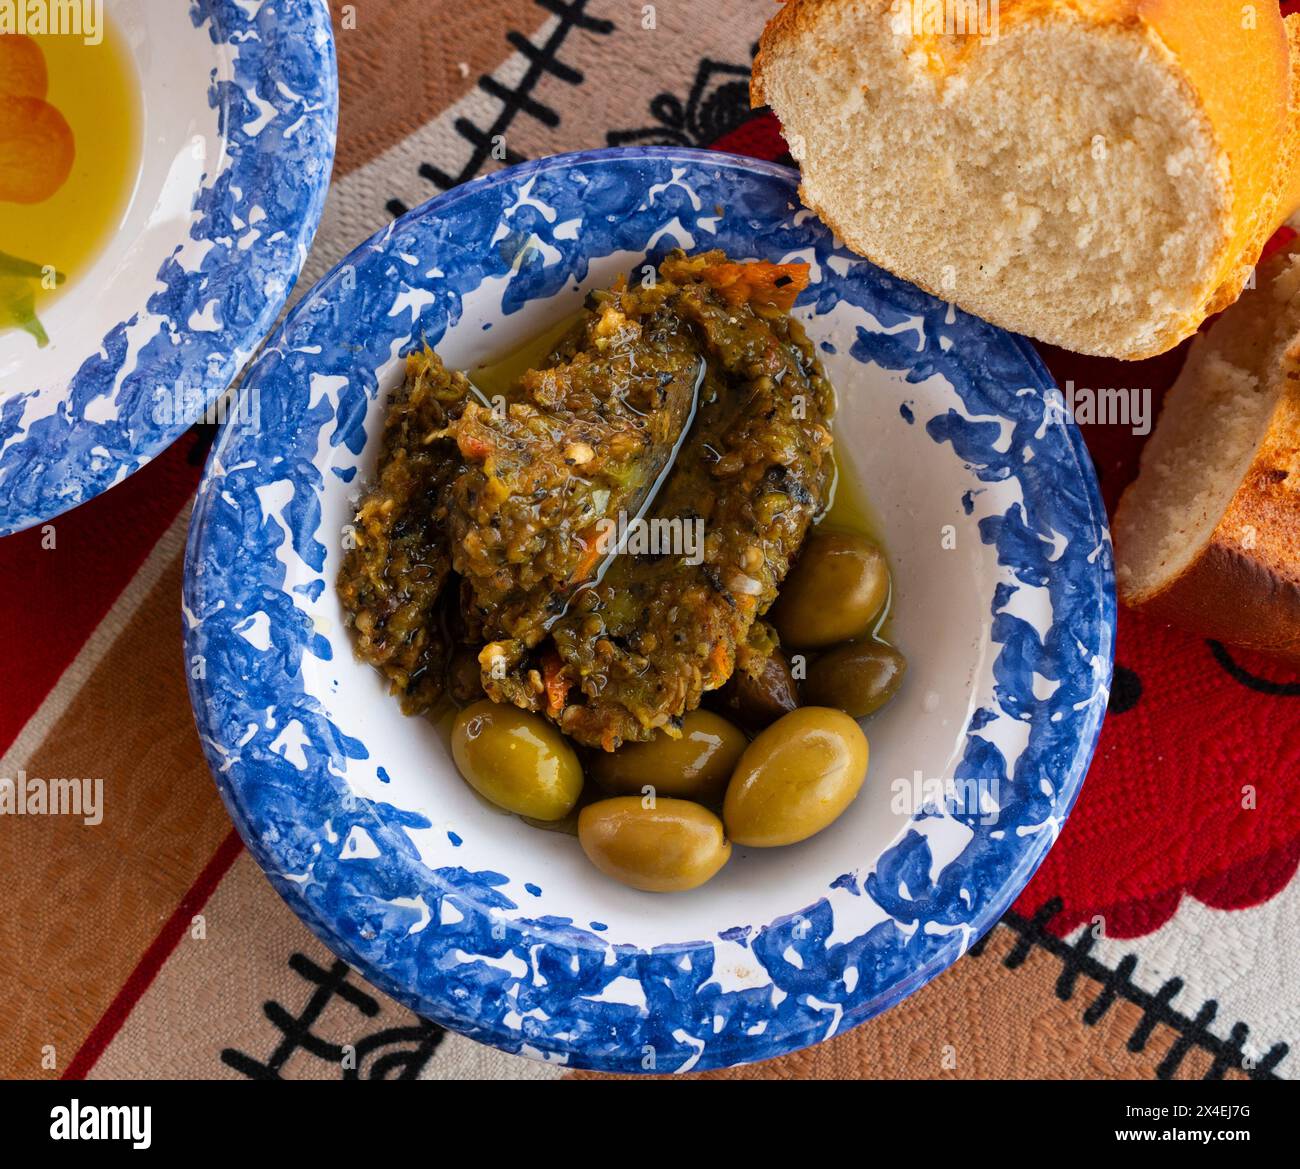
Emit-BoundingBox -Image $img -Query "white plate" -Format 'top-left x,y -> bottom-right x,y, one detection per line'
0,0 -> 336,536
184,148 -> 1114,1073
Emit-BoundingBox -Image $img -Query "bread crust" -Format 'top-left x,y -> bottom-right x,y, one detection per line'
753,0 -> 1300,360
1128,533 -> 1300,664
1116,271 -> 1300,663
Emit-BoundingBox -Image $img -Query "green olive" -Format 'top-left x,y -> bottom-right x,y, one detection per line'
803,640 -> 907,718
723,707 -> 868,847
713,649 -> 800,732
578,797 -> 732,892
590,710 -> 747,803
770,531 -> 890,650
451,699 -> 583,820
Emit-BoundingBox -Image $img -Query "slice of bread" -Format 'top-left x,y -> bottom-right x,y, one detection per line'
753,0 -> 1300,360
1113,240 -> 1300,661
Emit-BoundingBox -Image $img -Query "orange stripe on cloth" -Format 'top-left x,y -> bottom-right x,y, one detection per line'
331,0 -> 549,175
63,829 -> 243,1080
0,547 -> 235,1079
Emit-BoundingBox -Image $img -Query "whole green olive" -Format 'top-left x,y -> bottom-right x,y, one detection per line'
770,531 -> 890,650
723,707 -> 868,847
578,797 -> 732,892
713,649 -> 800,732
451,699 -> 583,820
803,640 -> 907,718
590,710 -> 747,803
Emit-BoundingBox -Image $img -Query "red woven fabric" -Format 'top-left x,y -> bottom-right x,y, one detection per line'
0,434 -> 205,752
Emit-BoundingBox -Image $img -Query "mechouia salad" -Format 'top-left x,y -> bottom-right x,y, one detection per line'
338,249 -> 907,892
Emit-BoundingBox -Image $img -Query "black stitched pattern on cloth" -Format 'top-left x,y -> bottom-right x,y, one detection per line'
386,0 -> 614,219
607,56 -> 755,149
221,953 -> 444,1080
973,899 -> 1289,1080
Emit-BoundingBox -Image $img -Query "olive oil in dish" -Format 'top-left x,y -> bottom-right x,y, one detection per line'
0,20 -> 141,343
818,445 -> 895,639
468,308 -> 586,401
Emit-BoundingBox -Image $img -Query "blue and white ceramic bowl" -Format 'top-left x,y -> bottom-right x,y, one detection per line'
184,147 -> 1114,1073
0,0 -> 336,537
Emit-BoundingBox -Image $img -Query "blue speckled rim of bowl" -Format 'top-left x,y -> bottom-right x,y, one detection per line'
183,146 -> 1116,1073
0,0 -> 338,538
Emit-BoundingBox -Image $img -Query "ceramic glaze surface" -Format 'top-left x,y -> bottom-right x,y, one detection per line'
183,148 -> 1114,1073
0,0 -> 337,536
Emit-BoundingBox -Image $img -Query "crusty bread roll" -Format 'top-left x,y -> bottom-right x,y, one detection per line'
1114,240 -> 1300,661
753,0 -> 1300,360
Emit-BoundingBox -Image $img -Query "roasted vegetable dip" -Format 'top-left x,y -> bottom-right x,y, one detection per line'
338,249 -> 836,750
335,350 -> 471,713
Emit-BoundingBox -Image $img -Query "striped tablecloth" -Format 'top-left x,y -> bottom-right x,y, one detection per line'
1,0 -> 1297,1081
